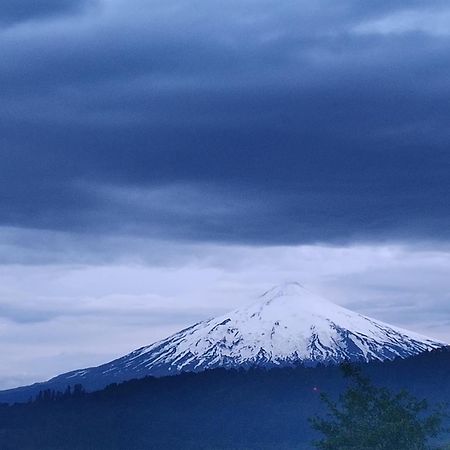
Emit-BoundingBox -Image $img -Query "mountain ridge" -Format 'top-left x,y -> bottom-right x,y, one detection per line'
0,282 -> 446,402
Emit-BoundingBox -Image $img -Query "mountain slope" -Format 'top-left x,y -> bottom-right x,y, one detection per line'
0,283 -> 446,402
101,282 -> 444,374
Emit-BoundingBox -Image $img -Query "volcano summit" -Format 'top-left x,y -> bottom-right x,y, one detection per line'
0,283 -> 446,401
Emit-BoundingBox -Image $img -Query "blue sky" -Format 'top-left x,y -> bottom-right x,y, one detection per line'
0,0 -> 449,388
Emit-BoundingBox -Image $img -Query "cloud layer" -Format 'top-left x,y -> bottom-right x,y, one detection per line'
0,0 -> 95,25
1,0 -> 449,246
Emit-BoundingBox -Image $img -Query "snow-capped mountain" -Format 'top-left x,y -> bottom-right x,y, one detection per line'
0,283 -> 446,401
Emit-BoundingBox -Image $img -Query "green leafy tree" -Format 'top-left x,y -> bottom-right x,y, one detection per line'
311,364 -> 446,450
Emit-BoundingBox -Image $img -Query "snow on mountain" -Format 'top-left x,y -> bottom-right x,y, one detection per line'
1,283 -> 446,400
91,282 -> 443,375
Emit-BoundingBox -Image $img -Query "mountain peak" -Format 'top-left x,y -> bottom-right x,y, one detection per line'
261,281 -> 306,299
1,284 -> 446,402
259,281 -> 330,306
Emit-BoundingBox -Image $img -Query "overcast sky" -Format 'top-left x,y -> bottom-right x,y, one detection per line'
0,0 -> 449,389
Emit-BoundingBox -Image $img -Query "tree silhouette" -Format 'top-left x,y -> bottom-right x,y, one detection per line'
311,364 -> 446,450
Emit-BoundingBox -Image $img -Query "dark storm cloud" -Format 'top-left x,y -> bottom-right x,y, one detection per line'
0,0 -> 95,25
1,0 -> 449,246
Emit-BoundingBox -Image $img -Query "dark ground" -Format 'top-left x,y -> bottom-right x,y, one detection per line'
0,348 -> 448,450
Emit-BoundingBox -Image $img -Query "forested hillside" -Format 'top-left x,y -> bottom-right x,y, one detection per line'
0,348 -> 448,450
